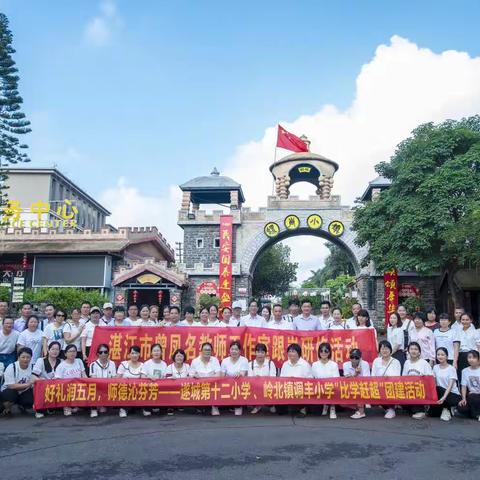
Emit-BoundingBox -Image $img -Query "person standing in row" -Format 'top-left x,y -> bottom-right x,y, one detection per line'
109,307 -> 132,327
149,305 -> 159,324
433,313 -> 459,368
165,349 -> 190,379
387,313 -> 406,366
261,306 -> 271,324
318,301 -> 333,329
346,303 -> 362,329
42,309 -> 66,356
63,308 -> 85,356
0,318 -> 18,370
328,308 -> 348,330
134,305 -> 156,326
267,304 -> 291,330
0,301 -> 8,325
248,343 -> 277,414
283,299 -> 299,323
79,302 -> 91,325
408,312 -> 435,366
231,301 -> 243,326
457,313 -> 480,383
41,304 -> 56,331
81,307 -> 101,361
240,300 -> 266,328
14,302 -> 32,332
293,300 -> 320,331
451,306 -> 466,334
126,305 -> 138,325
101,303 -> 114,325
425,308 -> 440,330
181,306 -> 197,326
17,315 -> 42,365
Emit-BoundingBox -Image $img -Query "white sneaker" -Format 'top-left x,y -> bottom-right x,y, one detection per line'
152,408 -> 160,413
251,406 -> 261,415
119,408 -> 127,418
211,406 -> 220,416
440,408 -> 451,421
35,412 -> 45,419
142,409 -> 152,417
329,407 -> 337,419
234,407 -> 243,416
322,405 -> 329,416
412,412 -> 426,419
384,408 -> 396,419
63,407 -> 72,417
99,407 -> 107,414
351,411 -> 366,419
90,409 -> 98,418
72,407 -> 79,413
269,406 -> 276,414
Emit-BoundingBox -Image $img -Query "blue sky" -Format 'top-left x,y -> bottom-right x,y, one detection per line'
3,0 -> 480,282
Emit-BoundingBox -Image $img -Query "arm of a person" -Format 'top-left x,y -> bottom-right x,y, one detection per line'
80,336 -> 87,360
42,336 -> 49,356
459,385 -> 467,406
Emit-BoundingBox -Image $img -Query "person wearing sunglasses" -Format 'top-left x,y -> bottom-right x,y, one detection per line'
343,348 -> 371,419
117,345 -> 144,418
89,343 -> 117,418
42,310 -> 66,357
312,342 -> 340,419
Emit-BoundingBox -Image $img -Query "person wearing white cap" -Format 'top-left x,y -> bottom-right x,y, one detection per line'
81,307 -> 102,361
230,301 -> 243,327
101,303 -> 113,326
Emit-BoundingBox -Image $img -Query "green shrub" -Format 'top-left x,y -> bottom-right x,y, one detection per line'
0,286 -> 10,302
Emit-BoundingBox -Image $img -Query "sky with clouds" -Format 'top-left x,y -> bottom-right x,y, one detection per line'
3,0 -> 480,283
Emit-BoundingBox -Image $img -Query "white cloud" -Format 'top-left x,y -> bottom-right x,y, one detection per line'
103,36 -> 480,280
84,0 -> 122,46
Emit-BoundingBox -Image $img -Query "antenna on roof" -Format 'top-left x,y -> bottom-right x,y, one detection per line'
211,167 -> 220,176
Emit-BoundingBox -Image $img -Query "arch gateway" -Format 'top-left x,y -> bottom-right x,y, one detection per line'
177,145 -> 437,327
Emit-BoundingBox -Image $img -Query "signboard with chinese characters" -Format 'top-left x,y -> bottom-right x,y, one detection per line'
219,215 -> 233,310
263,214 -> 345,238
1,199 -> 78,229
399,283 -> 420,298
196,281 -> 218,298
384,269 -> 398,326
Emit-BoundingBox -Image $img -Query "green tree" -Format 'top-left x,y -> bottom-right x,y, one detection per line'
0,13 -> 31,212
353,116 -> 480,306
302,243 -> 355,287
252,243 -> 298,297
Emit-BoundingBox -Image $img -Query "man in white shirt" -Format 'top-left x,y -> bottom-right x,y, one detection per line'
346,303 -> 362,329
240,300 -> 266,327
109,308 -> 132,327
13,302 -> 32,332
80,301 -> 91,325
41,304 -> 56,331
283,300 -> 300,323
451,306 -> 466,333
399,305 -> 414,332
0,318 -> 19,369
267,304 -> 291,330
319,300 -> 333,329
0,301 -> 8,325
127,304 -> 139,324
167,306 -> 182,326
101,303 -> 114,325
230,301 -> 243,326
293,300 -> 321,331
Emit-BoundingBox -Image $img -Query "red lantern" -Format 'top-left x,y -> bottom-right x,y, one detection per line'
157,290 -> 164,304
132,289 -> 138,304
22,253 -> 28,269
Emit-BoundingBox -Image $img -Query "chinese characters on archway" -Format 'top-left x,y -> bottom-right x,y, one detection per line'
1,199 -> 78,228
384,268 -> 398,326
219,215 -> 233,311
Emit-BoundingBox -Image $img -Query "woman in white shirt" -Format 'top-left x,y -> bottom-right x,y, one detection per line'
165,349 -> 191,379
387,313 -> 406,367
248,343 -> 277,415
261,306 -> 271,324
1,347 -> 33,417
63,308 -> 85,354
134,305 -> 156,326
402,341 -> 434,419
371,340 -> 402,419
89,343 -> 117,419
430,347 -> 461,421
149,305 -> 160,325
433,313 -> 459,368
42,309 -> 66,356
141,343 -> 168,417
117,345 -> 143,418
221,340 -> 249,416
456,313 -> 480,383
312,342 -> 340,419
343,348 -> 371,419
55,344 -> 87,417
190,342 -> 222,415
17,315 -> 43,365
457,349 -> 480,420
279,343 -> 312,417
328,308 -> 348,330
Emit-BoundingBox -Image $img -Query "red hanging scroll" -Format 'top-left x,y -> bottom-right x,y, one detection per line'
384,269 -> 398,326
219,214 -> 233,311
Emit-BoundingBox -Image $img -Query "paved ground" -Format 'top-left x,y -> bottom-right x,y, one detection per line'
1,407 -> 479,479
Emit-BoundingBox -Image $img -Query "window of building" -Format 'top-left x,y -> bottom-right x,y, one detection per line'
214,238 -> 220,248
196,238 -> 204,249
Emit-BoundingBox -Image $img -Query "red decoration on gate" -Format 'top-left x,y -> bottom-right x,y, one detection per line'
157,290 -> 164,304
219,215 -> 233,311
132,290 -> 139,304
22,253 -> 28,269
384,269 -> 398,326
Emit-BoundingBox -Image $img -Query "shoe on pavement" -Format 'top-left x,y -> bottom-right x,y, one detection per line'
90,409 -> 98,418
384,408 -> 396,419
99,407 -> 107,414
251,407 -> 261,415
412,412 -> 426,419
329,407 -> 337,419
269,406 -> 276,414
440,408 -> 452,421
234,407 -> 243,416
322,405 -> 329,416
63,407 -> 72,417
211,406 -> 220,416
35,412 -> 45,419
119,408 -> 128,418
167,408 -> 174,416
351,411 -> 366,419
142,409 -> 152,417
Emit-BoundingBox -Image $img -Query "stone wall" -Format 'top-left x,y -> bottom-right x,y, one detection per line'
183,225 -> 221,268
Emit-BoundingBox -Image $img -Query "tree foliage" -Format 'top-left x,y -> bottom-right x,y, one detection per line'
0,13 -> 31,209
252,243 -> 298,297
302,243 -> 355,287
353,116 -> 480,304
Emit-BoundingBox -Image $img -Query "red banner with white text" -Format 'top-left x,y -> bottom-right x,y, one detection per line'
33,376 -> 437,410
87,326 -> 377,368
219,215 -> 233,311
384,269 -> 398,326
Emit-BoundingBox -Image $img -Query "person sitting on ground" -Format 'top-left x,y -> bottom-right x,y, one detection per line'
117,345 -> 143,418
248,343 -> 277,414
89,343 -> 117,418
457,350 -> 480,421
343,348 -> 371,419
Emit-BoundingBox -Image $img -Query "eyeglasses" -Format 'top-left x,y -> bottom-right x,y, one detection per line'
320,349 -> 330,353
98,350 -> 109,354
56,314 -> 65,317
350,356 -> 360,360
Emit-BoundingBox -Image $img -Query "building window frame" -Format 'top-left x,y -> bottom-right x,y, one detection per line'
213,237 -> 220,248
196,238 -> 204,249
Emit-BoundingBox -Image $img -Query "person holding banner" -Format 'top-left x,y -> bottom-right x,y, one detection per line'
117,345 -> 144,418
343,348 -> 371,419
134,305 -> 156,326
371,340 -> 402,419
89,343 -> 117,418
81,308 -> 101,362
190,342 -> 222,415
402,342 -> 434,419
267,304 -> 291,330
248,343 -> 277,415
387,313 -> 406,366
165,349 -> 190,379
457,350 -> 480,420
221,340 -> 249,415
279,343 -> 312,417
240,300 -> 266,328
55,344 -> 87,416
429,347 -> 461,421
141,343 -> 167,416
312,342 -> 340,419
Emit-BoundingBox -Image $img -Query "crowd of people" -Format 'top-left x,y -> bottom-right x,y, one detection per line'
0,298 -> 479,422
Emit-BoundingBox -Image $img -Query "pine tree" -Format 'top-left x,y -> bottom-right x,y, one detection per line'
0,13 -> 31,210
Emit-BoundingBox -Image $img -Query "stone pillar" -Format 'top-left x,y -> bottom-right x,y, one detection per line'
230,190 -> 239,209
181,191 -> 191,212
318,175 -> 334,199
275,175 -> 290,199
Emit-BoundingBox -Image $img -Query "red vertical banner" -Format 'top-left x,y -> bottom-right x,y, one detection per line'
384,268 -> 398,326
219,215 -> 233,312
